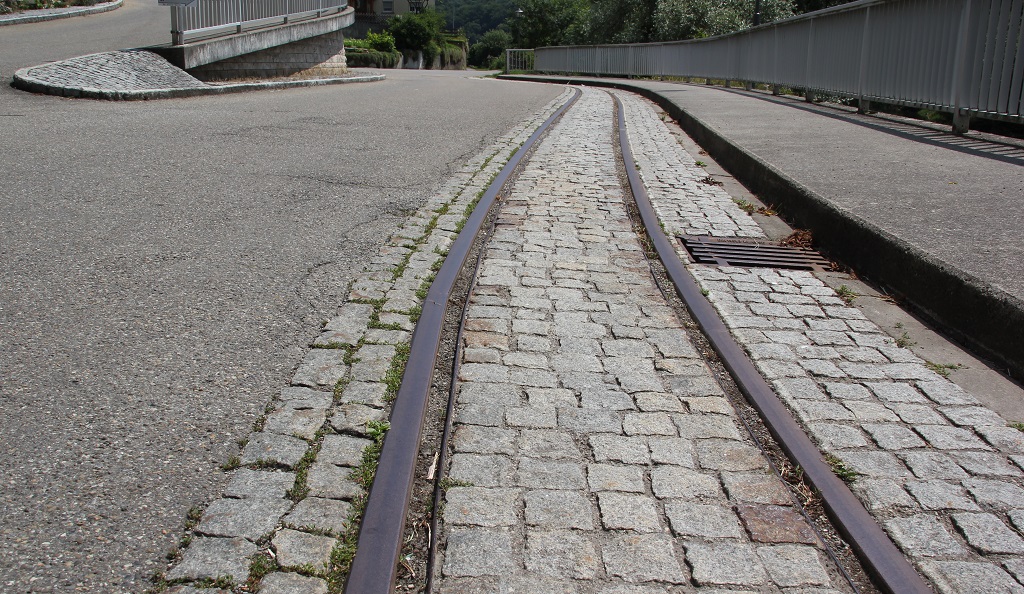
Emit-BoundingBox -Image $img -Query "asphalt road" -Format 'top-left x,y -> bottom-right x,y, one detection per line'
0,5 -> 561,592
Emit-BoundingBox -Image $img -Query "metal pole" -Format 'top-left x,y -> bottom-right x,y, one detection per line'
950,0 -> 974,134
857,6 -> 872,113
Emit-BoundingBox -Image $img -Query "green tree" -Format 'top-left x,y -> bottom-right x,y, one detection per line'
505,0 -> 589,48
652,0 -> 796,41
388,9 -> 446,50
582,0 -> 659,44
469,28 -> 514,66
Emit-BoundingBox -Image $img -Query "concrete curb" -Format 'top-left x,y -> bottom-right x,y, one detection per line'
501,74 -> 1024,381
0,0 -> 121,26
12,66 -> 386,100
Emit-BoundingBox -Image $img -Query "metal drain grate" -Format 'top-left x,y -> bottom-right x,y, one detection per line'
678,235 -> 833,271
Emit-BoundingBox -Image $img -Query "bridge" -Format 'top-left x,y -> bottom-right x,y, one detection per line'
1,1 -> 1023,593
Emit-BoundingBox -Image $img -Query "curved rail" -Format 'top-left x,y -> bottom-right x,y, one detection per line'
612,94 -> 931,594
343,88 -> 582,594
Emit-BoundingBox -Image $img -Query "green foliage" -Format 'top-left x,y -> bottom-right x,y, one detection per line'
423,40 -> 441,65
388,8 -> 446,51
366,30 -> 397,53
505,0 -> 589,48
435,0 -> 517,42
469,28 -> 513,67
652,0 -> 796,42
345,48 -> 402,68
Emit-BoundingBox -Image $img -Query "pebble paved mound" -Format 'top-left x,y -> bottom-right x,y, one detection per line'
14,49 -> 207,96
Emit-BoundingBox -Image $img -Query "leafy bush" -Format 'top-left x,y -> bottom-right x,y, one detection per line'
365,30 -> 397,53
468,28 -> 512,67
345,48 -> 401,68
344,38 -> 372,49
422,40 -> 440,65
388,11 -> 439,50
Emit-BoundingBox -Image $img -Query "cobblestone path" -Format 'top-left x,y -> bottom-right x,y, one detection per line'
613,89 -> 1024,593
436,88 -> 852,592
157,91 -> 574,594
15,50 -> 208,92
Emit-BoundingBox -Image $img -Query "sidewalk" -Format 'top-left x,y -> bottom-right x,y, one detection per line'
435,86 -> 1024,593
504,75 -> 1024,382
0,0 -> 121,26
437,87 -> 852,592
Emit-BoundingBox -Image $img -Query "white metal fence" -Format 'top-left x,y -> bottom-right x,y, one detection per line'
535,0 -> 1024,131
506,49 -> 535,72
164,0 -> 348,45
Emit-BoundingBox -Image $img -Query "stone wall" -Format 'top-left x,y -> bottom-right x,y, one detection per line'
189,29 -> 347,81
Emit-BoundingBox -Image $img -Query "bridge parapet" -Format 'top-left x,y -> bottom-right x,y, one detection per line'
534,0 -> 1023,134
152,3 -> 354,75
161,0 -> 349,45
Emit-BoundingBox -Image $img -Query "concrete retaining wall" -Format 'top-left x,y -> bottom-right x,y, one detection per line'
189,29 -> 347,80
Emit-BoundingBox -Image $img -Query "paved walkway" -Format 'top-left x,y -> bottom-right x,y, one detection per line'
438,88 -> 851,593
506,75 -> 1024,382
0,0 -> 121,26
436,87 -> 1024,594
613,88 -> 1024,593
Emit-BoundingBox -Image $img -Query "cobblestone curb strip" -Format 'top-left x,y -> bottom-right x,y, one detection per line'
344,88 -> 583,594
501,74 -> 1024,388
0,0 -> 121,26
436,88 -> 855,593
613,89 -> 1024,593
613,92 -> 930,594
12,50 -> 385,100
154,88 -> 576,593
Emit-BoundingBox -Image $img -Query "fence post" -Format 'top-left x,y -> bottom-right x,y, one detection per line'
950,0 -> 974,134
857,6 -> 872,113
805,19 -> 816,102
237,0 -> 243,33
170,7 -> 183,45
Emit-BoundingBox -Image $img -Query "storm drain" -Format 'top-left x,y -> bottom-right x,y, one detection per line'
678,235 -> 833,271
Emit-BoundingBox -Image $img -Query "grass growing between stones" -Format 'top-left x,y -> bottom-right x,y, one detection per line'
924,360 -> 965,378
824,453 -> 860,483
835,284 -> 857,305
286,427 -> 327,502
894,331 -> 916,349
245,552 -> 277,591
324,420 -> 389,593
383,342 -> 412,403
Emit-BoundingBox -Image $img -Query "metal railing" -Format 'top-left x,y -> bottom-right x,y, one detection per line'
535,0 -> 1024,132
506,48 -> 535,72
164,0 -> 349,45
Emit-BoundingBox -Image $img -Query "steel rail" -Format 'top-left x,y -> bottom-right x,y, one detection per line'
612,94 -> 932,594
343,88 -> 582,594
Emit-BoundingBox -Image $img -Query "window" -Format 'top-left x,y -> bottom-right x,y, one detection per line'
382,0 -> 393,13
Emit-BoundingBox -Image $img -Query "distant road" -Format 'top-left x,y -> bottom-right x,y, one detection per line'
0,0 -> 166,77
0,11 -> 562,591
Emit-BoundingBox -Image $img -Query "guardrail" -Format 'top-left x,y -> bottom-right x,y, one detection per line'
161,0 -> 348,45
505,48 -> 535,72
535,0 -> 1024,132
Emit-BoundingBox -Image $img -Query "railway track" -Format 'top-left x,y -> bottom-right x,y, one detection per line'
343,86 -> 1021,594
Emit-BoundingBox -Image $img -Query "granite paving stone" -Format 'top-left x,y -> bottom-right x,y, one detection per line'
258,572 -> 329,594
951,512 -> 1024,554
271,529 -> 335,570
525,530 -> 600,579
195,497 -> 292,541
614,87 -> 1024,591
436,88 -> 854,592
166,537 -> 255,582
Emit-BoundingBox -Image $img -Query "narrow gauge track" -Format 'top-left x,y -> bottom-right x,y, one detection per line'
344,88 -> 930,594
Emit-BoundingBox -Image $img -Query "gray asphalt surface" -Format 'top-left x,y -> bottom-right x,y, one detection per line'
0,7 -> 561,591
